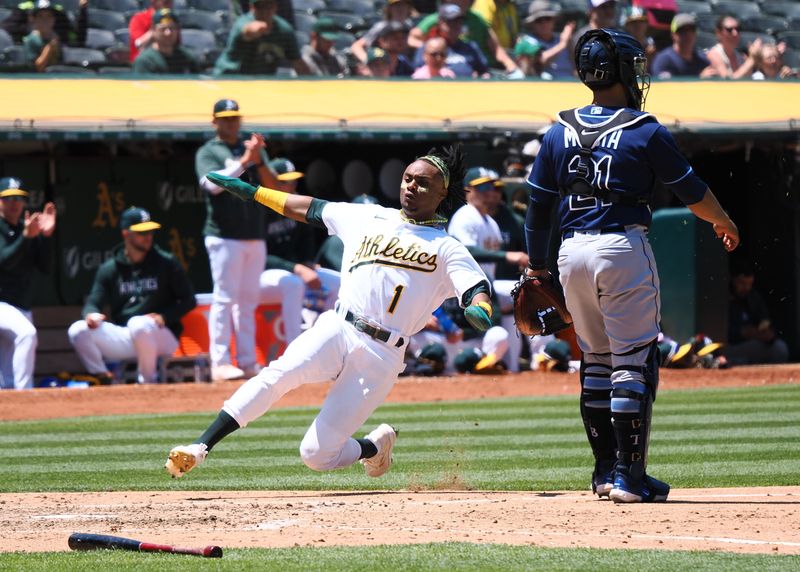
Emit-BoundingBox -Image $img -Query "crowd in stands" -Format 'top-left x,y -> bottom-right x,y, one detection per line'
0,0 -> 798,78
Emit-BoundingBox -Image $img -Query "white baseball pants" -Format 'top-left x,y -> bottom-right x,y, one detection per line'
205,236 -> 266,369
68,316 -> 179,383
222,309 -> 406,472
0,302 -> 37,390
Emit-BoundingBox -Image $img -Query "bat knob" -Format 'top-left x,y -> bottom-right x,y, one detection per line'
204,545 -> 223,558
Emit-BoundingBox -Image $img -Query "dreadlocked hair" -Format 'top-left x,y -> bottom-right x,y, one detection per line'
419,143 -> 466,217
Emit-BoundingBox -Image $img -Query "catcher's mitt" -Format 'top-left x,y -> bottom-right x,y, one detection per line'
511,275 -> 573,336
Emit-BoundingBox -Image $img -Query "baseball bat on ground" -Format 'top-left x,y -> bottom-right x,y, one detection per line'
68,532 -> 223,558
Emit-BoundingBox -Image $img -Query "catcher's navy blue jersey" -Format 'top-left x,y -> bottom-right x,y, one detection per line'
527,105 -> 707,233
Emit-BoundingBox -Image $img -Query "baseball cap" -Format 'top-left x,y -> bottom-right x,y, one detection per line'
542,338 -> 571,371
671,13 -> 696,33
152,8 -> 179,26
120,207 -> 161,232
313,17 -> 340,41
32,0 -> 59,14
620,5 -> 647,26
438,3 -> 464,21
463,166 -> 498,190
376,19 -> 410,39
514,36 -> 544,58
588,0 -> 615,9
366,46 -> 390,64
0,177 -> 28,199
269,158 -> 304,181
523,0 -> 558,25
213,99 -> 242,118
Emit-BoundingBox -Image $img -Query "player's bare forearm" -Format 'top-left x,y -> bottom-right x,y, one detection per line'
688,189 -> 740,251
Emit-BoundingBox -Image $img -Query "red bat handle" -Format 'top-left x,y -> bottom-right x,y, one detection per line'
140,542 -> 223,558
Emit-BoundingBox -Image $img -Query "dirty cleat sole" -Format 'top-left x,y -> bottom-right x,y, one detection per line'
360,424 -> 397,478
165,443 -> 208,478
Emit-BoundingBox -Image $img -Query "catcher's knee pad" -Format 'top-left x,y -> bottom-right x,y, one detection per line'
580,360 -> 616,462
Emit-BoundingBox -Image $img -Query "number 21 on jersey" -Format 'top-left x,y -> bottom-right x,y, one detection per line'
567,153 -> 613,211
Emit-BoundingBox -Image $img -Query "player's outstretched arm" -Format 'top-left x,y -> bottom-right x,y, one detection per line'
687,189 -> 740,252
206,173 -> 312,223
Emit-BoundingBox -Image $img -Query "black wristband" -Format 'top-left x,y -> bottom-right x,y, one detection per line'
528,260 -> 548,271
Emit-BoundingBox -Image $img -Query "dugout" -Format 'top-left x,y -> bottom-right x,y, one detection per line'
1,77 -> 798,359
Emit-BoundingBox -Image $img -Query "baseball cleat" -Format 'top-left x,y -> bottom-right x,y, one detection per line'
591,471 -> 614,498
210,364 -> 245,381
165,443 -> 208,478
609,472 -> 670,503
360,423 -> 397,478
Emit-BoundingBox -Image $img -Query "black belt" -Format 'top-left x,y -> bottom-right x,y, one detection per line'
343,310 -> 405,347
562,225 -> 628,241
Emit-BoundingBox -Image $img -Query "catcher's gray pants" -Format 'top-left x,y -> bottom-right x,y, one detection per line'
557,225 -> 660,367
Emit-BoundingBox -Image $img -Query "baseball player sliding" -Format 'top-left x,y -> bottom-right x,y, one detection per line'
165,144 -> 494,479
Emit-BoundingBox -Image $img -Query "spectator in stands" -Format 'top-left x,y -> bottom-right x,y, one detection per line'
373,20 -> 415,76
359,47 -> 392,77
129,0 -> 174,62
0,178 -> 56,390
723,262 -> 789,366
472,0 -> 519,51
651,13 -> 714,79
301,17 -> 345,77
619,4 -> 655,65
572,0 -> 618,55
196,99 -> 280,381
518,0 -> 576,78
412,36 -> 456,78
22,0 -> 62,71
350,0 -> 415,64
513,35 -> 546,78
752,42 -> 797,80
2,0 -> 86,46
68,207 -> 196,385
132,10 -> 199,74
259,158 -> 340,342
214,0 -> 311,76
412,4 -> 490,78
706,14 -> 760,80
409,0 -> 520,75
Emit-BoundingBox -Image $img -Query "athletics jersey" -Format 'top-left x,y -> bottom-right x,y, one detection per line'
447,203 -> 503,281
527,105 -> 708,232
321,202 -> 488,337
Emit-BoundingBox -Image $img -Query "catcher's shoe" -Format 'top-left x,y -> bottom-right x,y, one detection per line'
360,424 -> 397,478
591,467 -> 615,499
165,443 -> 208,478
609,472 -> 670,503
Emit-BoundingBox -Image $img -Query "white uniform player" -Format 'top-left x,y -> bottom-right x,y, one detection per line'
165,145 -> 495,479
448,167 -> 529,372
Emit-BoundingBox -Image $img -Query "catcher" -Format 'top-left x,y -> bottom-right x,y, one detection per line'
523,29 -> 739,503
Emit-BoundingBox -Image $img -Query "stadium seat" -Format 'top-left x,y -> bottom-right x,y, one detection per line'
293,11 -> 317,32
761,2 -> 800,20
789,19 -> 800,33
114,27 -> 130,46
742,15 -> 787,35
179,28 -> 219,51
335,30 -> 356,51
45,64 -> 97,74
179,9 -> 227,42
738,30 -> 773,48
295,29 -> 310,47
317,11 -> 367,32
0,45 -> 29,71
676,0 -> 712,15
293,0 -> 326,14
695,30 -> 718,50
88,8 -> 128,32
0,7 -> 10,22
97,65 -> 132,74
695,12 -> 719,33
187,0 -> 230,13
62,46 -> 107,68
86,28 -> 116,50
711,1 -> 761,20
0,28 -> 12,51
104,45 -> 131,64
57,0 -> 82,12
778,31 -> 800,50
327,0 -> 378,16
782,48 -> 800,70
94,0 -> 139,16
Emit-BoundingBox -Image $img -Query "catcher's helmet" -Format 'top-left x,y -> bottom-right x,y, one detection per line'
575,28 -> 650,111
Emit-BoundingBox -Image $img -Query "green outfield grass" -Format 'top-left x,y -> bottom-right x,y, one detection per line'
2,384 -> 799,570
1,384 -> 799,493
3,543 -> 799,572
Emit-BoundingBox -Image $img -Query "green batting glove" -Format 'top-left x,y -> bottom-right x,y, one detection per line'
206,173 -> 257,201
464,302 -> 493,332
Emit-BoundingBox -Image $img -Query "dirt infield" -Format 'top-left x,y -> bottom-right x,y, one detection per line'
2,365 -> 799,555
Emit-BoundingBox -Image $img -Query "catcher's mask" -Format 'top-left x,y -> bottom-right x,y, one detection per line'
575,28 -> 650,111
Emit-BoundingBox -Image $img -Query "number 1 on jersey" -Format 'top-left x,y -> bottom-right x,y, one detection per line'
387,285 -> 405,314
